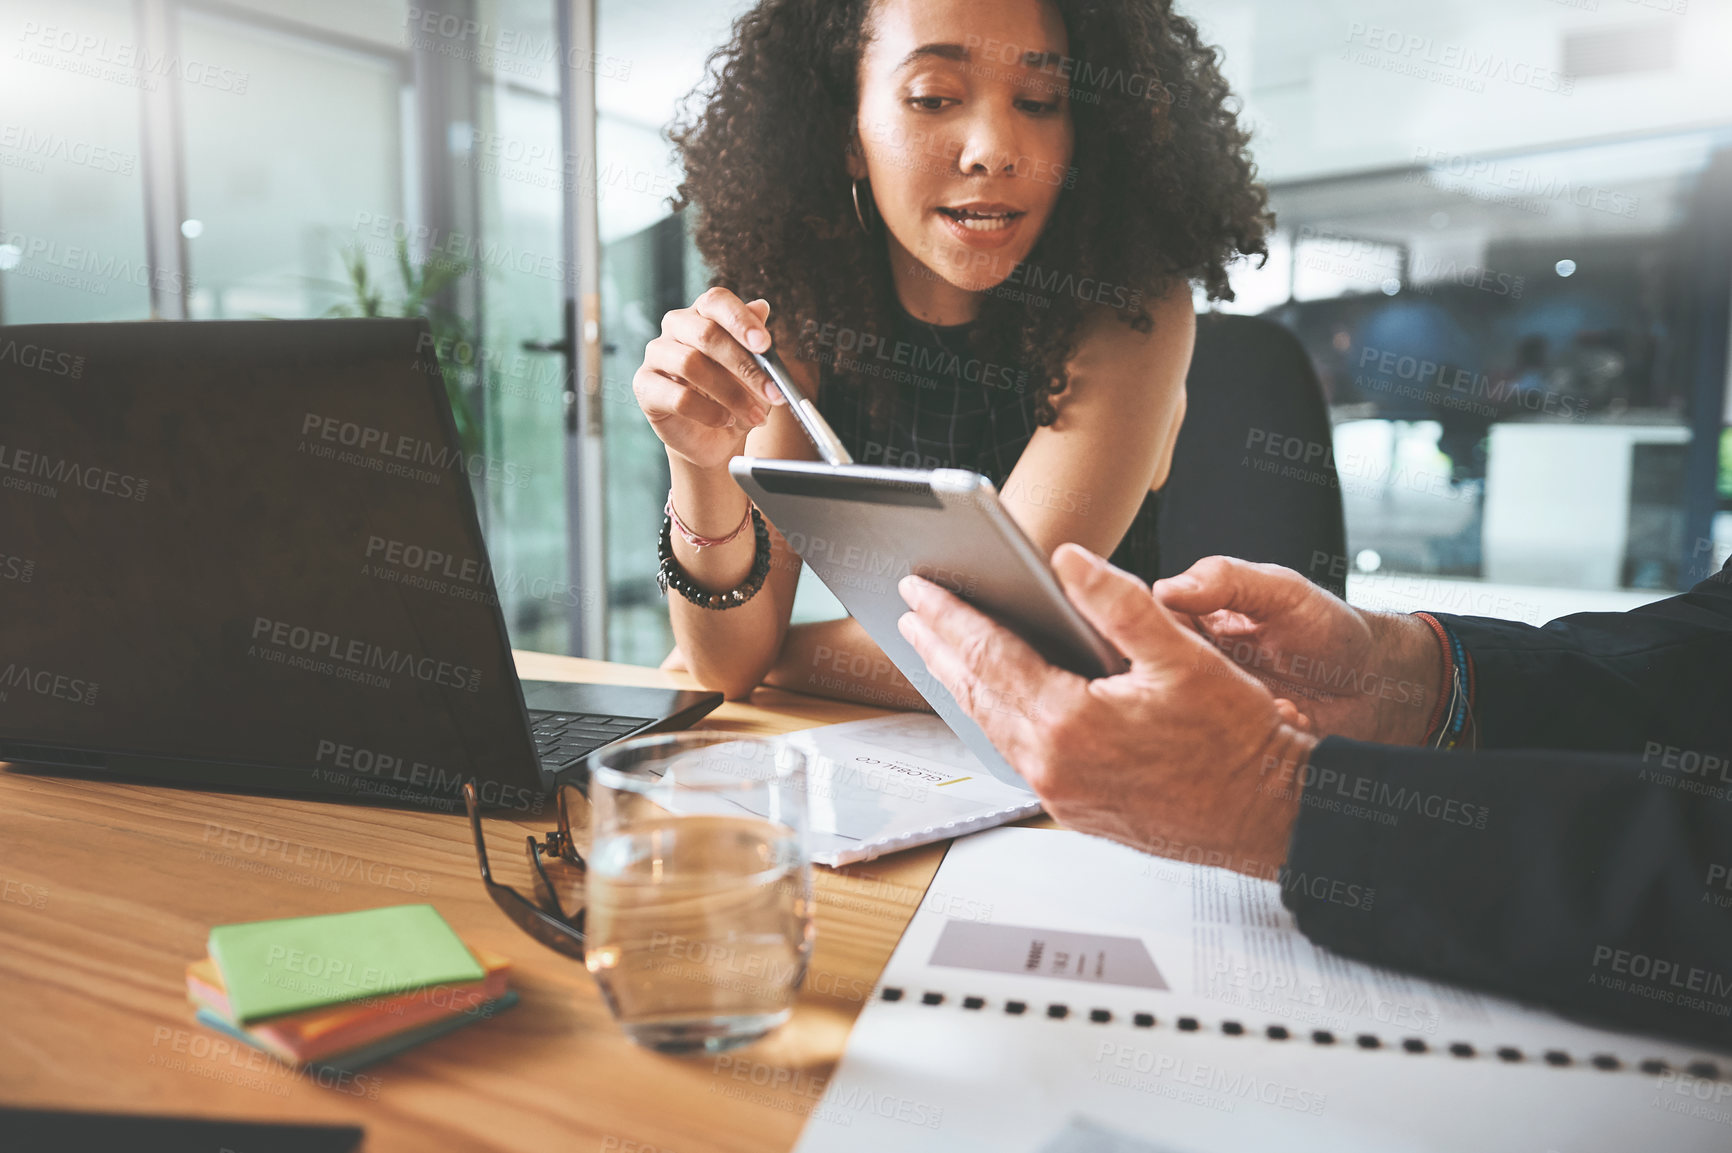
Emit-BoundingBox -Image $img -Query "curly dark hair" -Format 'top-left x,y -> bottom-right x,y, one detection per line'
669,0 -> 1270,424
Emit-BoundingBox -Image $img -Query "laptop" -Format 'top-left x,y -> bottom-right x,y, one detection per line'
0,317 -> 720,813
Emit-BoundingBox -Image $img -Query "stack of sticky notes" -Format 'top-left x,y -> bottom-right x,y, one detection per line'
188,904 -> 516,1072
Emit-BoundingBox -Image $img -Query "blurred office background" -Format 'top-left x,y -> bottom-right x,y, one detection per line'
2,0 -> 1728,659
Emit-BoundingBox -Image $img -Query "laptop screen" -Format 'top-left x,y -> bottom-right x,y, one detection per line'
0,318 -> 542,812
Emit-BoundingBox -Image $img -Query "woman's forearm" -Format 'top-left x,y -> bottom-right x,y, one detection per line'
664,454 -> 794,699
761,617 -> 932,711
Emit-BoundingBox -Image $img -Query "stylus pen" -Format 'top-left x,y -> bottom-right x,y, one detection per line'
750,347 -> 854,466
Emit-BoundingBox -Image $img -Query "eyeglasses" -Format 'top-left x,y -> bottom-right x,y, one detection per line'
463,780 -> 589,960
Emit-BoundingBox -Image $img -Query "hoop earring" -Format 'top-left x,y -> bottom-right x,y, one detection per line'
851,179 -> 875,234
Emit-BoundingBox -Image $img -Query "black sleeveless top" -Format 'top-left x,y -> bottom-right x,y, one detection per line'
816,303 -> 1161,583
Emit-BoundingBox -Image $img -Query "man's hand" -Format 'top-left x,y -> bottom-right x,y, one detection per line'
1153,557 -> 1443,746
897,543 -> 1316,874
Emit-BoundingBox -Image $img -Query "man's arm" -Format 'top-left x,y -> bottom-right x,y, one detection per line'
1284,737 -> 1732,1052
903,547 -> 1732,1050
1151,557 -> 1447,746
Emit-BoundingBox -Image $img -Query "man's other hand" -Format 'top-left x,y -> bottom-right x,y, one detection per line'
897,543 -> 1317,874
1153,556 -> 1443,746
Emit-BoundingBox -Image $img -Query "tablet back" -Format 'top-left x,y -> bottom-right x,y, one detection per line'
730,459 -> 1126,788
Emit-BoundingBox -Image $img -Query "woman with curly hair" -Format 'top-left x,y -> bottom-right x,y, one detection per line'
633,0 -> 1269,704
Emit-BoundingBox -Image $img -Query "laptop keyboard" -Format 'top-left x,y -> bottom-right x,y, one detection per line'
529,710 -> 655,774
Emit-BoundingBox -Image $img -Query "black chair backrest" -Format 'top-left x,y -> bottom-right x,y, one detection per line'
1157,313 -> 1348,598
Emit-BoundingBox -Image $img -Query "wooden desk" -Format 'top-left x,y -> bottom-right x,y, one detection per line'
0,653 -> 952,1152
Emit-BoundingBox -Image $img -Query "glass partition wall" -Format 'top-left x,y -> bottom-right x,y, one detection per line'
592,0 -> 745,663
1229,132 -> 1732,614
0,0 -> 152,324
1196,0 -> 1732,619
0,0 -> 579,653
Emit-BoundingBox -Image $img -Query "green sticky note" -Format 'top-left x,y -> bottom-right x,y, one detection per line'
208,905 -> 485,1024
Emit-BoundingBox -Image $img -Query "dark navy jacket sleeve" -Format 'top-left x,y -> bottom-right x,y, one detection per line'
1435,563 -> 1732,755
1280,562 -> 1732,1052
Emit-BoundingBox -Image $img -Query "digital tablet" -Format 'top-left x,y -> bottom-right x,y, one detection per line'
729,458 -> 1128,787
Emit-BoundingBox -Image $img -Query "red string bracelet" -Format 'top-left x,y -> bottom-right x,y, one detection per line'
1413,612 -> 1456,745
665,491 -> 754,549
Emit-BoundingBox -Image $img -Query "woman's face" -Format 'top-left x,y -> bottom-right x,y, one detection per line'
853,0 -> 1075,318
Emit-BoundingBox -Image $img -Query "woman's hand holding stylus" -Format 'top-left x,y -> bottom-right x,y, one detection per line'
633,287 -> 784,474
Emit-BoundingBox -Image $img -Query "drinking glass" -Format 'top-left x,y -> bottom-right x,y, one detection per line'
587,732 -> 812,1052
467,731 -> 812,1054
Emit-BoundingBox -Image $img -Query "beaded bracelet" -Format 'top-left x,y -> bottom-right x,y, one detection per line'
656,504 -> 772,609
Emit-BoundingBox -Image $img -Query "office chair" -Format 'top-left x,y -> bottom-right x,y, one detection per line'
1156,313 -> 1349,598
